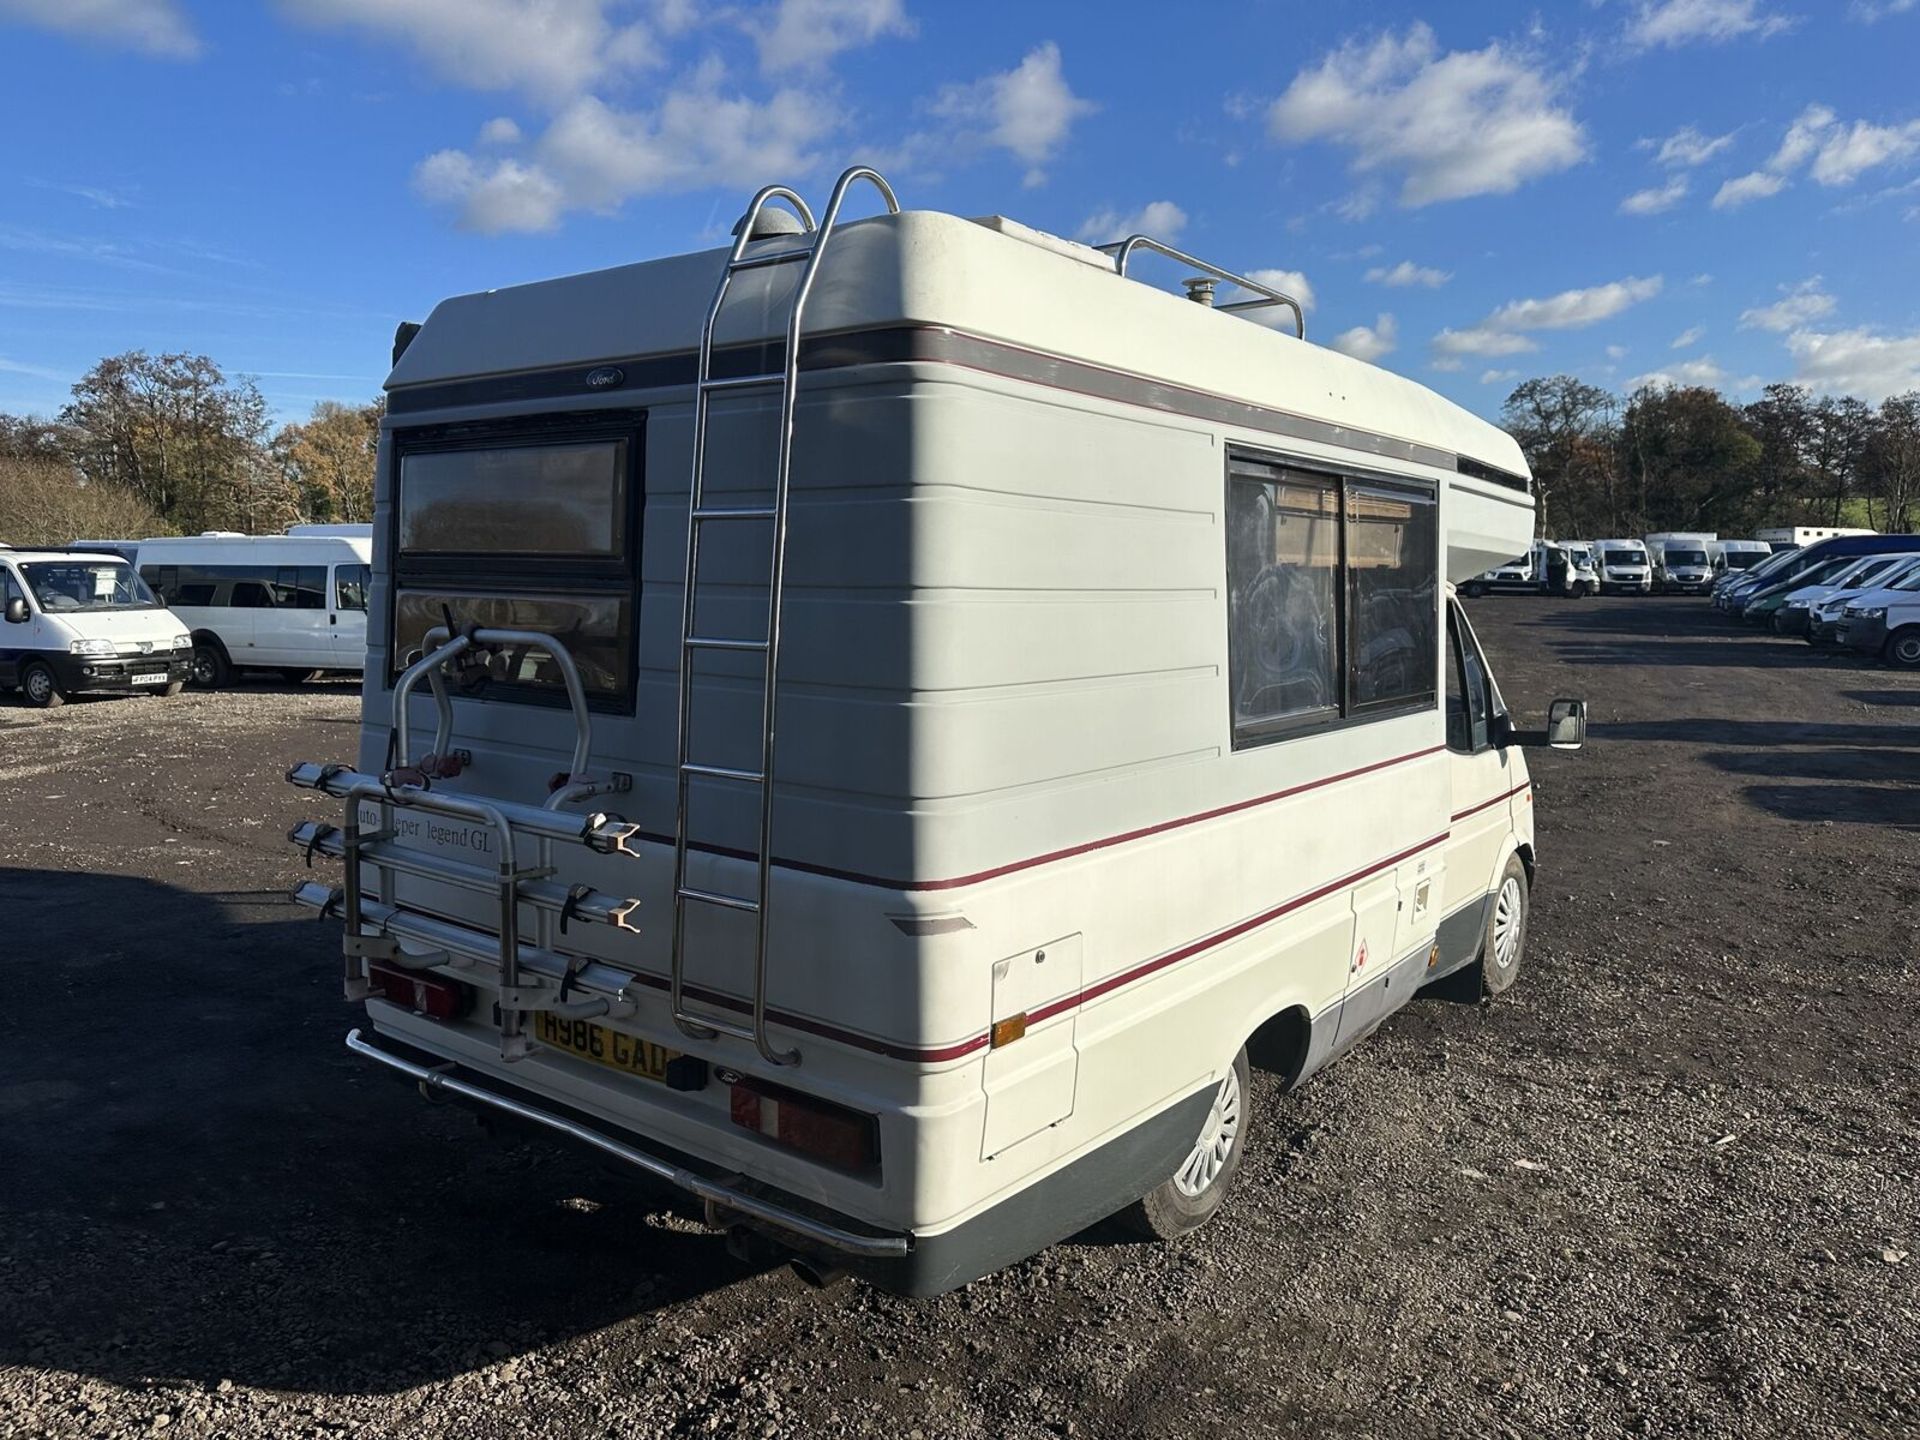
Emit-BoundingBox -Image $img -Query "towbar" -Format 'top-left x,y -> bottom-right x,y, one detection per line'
344,1028 -> 913,1260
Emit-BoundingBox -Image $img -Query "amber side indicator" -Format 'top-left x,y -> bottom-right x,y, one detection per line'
990,1013 -> 1029,1049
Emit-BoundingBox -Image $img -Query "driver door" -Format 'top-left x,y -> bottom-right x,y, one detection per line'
0,566 -> 23,687
1439,599 -> 1519,970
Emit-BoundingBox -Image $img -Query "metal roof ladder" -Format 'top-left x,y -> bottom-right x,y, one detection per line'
671,165 -> 900,1068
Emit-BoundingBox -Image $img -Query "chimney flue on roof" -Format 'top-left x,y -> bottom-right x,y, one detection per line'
1182,276 -> 1217,307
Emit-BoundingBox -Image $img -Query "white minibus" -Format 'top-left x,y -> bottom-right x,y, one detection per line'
286,170 -> 1585,1295
135,532 -> 372,687
0,548 -> 191,707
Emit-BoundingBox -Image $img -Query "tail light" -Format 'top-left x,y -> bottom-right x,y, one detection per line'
367,965 -> 472,1020
729,1078 -> 879,1173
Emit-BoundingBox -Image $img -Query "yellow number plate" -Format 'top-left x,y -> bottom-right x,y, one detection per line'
532,1013 -> 679,1083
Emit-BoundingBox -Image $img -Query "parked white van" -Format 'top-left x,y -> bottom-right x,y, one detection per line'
1594,538 -> 1653,593
0,548 -> 191,707
135,532 -> 372,687
285,170 -> 1585,1295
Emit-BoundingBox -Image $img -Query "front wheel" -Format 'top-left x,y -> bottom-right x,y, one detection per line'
21,661 -> 64,709
1122,1047 -> 1250,1241
1884,627 -> 1920,669
189,641 -> 231,689
1480,854 -> 1529,998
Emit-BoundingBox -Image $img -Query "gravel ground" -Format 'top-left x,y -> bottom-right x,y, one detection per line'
1,599 -> 1916,1439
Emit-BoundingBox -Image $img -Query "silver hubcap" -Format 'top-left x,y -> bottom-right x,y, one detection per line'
1173,1064 -> 1241,1199
1493,876 -> 1524,970
1896,638 -> 1920,664
25,670 -> 52,703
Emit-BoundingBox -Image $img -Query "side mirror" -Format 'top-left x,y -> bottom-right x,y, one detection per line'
1499,698 -> 1587,751
4,596 -> 26,624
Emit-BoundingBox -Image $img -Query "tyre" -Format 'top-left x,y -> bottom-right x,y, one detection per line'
21,660 -> 64,709
1122,1047 -> 1250,1241
1462,583 -> 1485,599
1884,627 -> 1920,669
189,640 -> 231,689
1480,854 -> 1529,999
162,680 -> 185,698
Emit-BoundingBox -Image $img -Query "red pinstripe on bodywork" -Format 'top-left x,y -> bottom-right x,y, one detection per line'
1450,781 -> 1530,823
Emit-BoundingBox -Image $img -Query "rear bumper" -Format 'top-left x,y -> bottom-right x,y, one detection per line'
49,652 -> 188,694
346,1026 -> 1212,1297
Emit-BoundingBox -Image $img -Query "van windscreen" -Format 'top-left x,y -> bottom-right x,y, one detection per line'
1603,549 -> 1641,566
20,561 -> 159,612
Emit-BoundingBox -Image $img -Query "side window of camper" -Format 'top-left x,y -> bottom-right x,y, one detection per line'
1226,451 -> 1438,747
391,414 -> 642,710
1347,484 -> 1438,712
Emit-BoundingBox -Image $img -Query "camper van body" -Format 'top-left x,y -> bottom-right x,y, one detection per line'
287,186 -> 1576,1294
135,533 -> 373,687
0,549 -> 191,706
1756,526 -> 1875,549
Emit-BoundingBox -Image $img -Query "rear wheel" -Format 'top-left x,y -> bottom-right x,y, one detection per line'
189,640 -> 231,689
21,661 -> 64,709
1122,1047 -> 1250,1241
1884,627 -> 1920,669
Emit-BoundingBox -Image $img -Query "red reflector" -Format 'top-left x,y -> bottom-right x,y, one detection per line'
367,965 -> 470,1020
729,1080 -> 879,1173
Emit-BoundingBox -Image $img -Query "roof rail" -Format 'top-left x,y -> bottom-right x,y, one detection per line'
1095,234 -> 1306,340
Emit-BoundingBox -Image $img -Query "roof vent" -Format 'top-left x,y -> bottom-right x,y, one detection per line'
732,207 -> 806,242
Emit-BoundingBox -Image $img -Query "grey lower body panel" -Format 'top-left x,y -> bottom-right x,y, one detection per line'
1432,894 -> 1492,978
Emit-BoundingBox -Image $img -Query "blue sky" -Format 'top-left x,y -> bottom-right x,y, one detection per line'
3,0 -> 1919,429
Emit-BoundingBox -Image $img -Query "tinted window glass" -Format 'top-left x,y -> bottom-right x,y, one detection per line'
232,581 -> 274,609
1227,467 -> 1341,735
399,442 -> 627,557
336,564 -> 370,611
393,590 -> 632,699
271,566 -> 327,609
1446,602 -> 1491,753
1347,484 -> 1438,711
20,561 -> 158,611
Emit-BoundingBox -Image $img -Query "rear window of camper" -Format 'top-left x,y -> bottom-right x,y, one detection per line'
398,441 -> 629,559
1226,452 -> 1437,745
389,414 -> 643,711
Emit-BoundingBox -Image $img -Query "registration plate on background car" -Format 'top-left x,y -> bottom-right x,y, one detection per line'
131,672 -> 168,685
533,1012 -> 679,1083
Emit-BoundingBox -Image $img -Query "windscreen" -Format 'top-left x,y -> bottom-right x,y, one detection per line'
1666,549 -> 1709,566
20,560 -> 160,612
1603,549 -> 1643,567
1725,550 -> 1765,570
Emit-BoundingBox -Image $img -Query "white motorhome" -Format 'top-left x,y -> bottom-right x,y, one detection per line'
1593,538 -> 1653,593
135,532 -> 373,687
286,170 -> 1584,1295
1756,526 -> 1875,549
0,548 -> 191,706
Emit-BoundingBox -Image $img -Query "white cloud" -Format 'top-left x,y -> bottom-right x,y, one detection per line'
477,116 -> 522,146
1607,344 -> 1629,360
1629,356 -> 1730,389
1713,170 -> 1786,208
1331,314 -> 1397,362
1430,358 -> 1465,372
1627,0 -> 1794,48
1851,0 -> 1918,18
1672,326 -> 1705,348
1714,103 -> 1920,208
1266,23 -> 1585,207
1434,327 -> 1539,358
1786,325 -> 1920,400
1480,367 -> 1521,386
929,41 -> 1096,179
752,0 -> 911,73
1643,124 -> 1736,167
1364,259 -> 1450,288
1076,200 -> 1187,244
0,0 -> 198,57
1620,175 -> 1688,214
1740,278 -> 1837,331
1483,275 -> 1664,332
1245,268 -> 1317,317
414,63 -> 840,233
281,0 -> 654,104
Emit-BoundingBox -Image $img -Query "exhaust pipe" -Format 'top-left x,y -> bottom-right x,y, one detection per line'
787,1257 -> 849,1290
